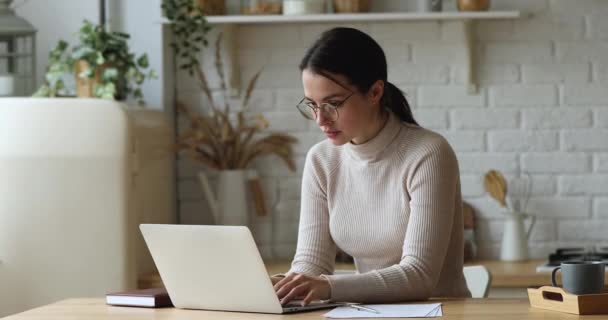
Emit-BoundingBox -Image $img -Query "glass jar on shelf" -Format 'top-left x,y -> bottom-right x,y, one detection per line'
282,0 -> 326,15
196,0 -> 226,15
241,0 -> 282,14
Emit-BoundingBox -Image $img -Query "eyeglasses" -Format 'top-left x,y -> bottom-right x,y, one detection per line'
296,92 -> 354,122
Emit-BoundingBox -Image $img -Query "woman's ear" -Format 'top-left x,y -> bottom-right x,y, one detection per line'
369,80 -> 384,105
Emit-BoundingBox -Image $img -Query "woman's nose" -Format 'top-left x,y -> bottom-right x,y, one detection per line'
316,110 -> 331,126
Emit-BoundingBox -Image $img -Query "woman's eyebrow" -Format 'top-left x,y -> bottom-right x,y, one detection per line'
304,93 -> 345,101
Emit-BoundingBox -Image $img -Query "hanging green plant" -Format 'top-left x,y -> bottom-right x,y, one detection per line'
162,0 -> 212,79
34,20 -> 156,105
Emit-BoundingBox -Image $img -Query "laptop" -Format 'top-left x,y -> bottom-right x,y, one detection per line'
139,224 -> 344,314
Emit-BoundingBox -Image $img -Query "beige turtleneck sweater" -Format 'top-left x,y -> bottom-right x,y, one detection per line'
288,111 -> 471,303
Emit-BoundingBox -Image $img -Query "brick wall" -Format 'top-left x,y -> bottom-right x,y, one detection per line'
175,0 -> 608,260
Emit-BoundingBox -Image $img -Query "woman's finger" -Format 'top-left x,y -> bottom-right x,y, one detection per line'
276,277 -> 303,299
274,272 -> 296,291
301,289 -> 318,306
280,282 -> 311,305
270,275 -> 284,285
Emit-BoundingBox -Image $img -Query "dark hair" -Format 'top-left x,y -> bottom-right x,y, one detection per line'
299,27 -> 418,126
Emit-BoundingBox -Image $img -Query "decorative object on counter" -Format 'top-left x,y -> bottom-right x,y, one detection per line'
332,0 -> 369,13
0,0 -> 37,96
282,0 -> 326,15
248,170 -> 267,216
33,20 -> 156,105
457,0 -> 490,11
417,0 -> 442,12
500,210 -> 535,261
172,33 -> 297,225
199,170 -> 268,224
241,0 -> 282,14
483,169 -> 508,208
483,169 -> 535,261
196,0 -> 226,15
509,171 -> 532,213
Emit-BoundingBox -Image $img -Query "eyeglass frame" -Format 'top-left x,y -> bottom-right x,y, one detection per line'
295,91 -> 355,121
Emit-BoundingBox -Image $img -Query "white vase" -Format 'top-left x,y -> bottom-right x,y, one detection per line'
198,170 -> 249,226
500,211 -> 535,261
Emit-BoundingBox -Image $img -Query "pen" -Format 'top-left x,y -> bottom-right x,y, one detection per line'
346,304 -> 380,314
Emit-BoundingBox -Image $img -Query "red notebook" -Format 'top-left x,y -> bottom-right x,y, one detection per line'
106,288 -> 173,308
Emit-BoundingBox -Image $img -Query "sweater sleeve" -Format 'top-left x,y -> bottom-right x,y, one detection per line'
288,148 -> 337,276
324,139 -> 460,303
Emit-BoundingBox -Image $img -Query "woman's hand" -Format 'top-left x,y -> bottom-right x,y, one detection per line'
273,272 -> 331,306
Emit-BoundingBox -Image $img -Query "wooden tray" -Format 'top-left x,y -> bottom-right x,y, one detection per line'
528,286 -> 608,315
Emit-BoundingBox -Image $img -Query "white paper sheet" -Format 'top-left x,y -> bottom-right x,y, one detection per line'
324,303 -> 442,318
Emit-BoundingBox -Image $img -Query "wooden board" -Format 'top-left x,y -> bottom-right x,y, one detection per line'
528,286 -> 608,315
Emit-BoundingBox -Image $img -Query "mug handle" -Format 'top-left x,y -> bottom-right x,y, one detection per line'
551,267 -> 561,287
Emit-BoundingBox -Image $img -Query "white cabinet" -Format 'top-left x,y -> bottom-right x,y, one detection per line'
0,98 -> 175,317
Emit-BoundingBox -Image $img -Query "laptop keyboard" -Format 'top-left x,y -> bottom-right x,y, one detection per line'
283,300 -> 328,308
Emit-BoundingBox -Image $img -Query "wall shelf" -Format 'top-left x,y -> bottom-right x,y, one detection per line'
164,11 -> 522,95
203,11 -> 520,24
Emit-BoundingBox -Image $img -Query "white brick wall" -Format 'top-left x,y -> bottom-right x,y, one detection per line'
451,109 -> 518,129
558,220 -> 608,241
452,64 -> 520,85
596,154 -> 608,172
414,109 -> 449,129
595,198 -> 608,218
563,84 -> 608,106
483,42 -> 553,64
523,108 -> 592,129
562,130 -> 608,151
596,109 -> 608,127
490,85 -> 558,107
522,62 -> 590,83
522,153 -> 590,173
488,131 -> 558,152
559,175 -> 608,195
439,130 -> 485,151
174,0 -> 608,260
419,86 -> 485,107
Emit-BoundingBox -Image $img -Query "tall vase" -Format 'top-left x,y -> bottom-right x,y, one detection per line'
500,211 -> 535,261
198,170 -> 249,226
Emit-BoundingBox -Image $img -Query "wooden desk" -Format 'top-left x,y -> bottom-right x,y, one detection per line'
138,259 -> 588,289
5,297 -> 607,320
137,259 -> 608,298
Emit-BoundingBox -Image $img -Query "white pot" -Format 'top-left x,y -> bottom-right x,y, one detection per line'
198,170 -> 249,226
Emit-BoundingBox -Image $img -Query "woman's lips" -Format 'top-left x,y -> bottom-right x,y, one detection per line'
324,130 -> 341,139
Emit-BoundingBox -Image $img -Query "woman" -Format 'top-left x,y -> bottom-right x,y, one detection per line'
272,27 -> 471,306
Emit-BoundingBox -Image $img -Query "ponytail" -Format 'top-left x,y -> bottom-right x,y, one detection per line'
383,82 -> 418,126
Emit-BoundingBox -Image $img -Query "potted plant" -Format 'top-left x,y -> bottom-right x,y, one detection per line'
163,0 -> 298,225
33,20 -> 156,105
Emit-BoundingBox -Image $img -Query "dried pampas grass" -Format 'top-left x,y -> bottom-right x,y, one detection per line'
175,33 -> 297,171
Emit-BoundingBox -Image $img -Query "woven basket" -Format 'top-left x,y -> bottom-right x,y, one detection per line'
333,0 -> 369,13
197,0 -> 226,15
74,60 -> 107,98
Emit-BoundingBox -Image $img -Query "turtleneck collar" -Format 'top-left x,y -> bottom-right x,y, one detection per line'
344,111 -> 402,163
